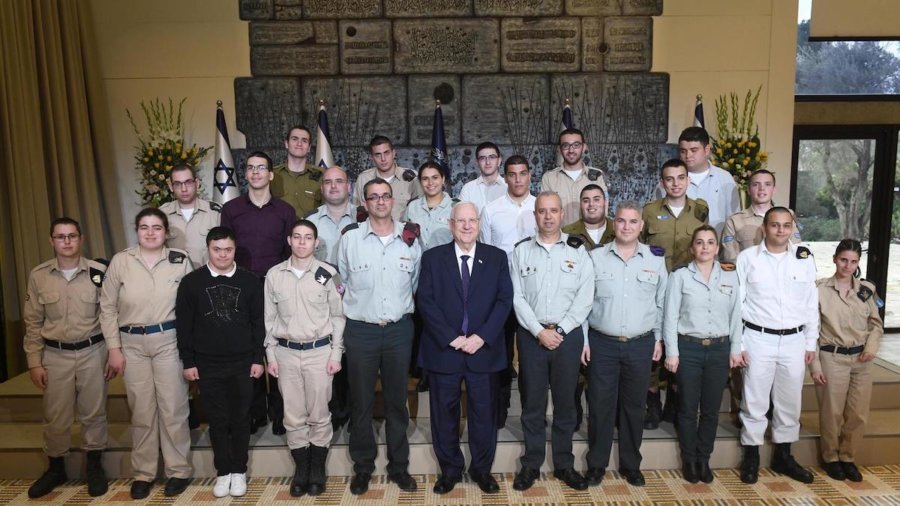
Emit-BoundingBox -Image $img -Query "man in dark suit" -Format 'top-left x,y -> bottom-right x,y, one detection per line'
417,202 -> 514,495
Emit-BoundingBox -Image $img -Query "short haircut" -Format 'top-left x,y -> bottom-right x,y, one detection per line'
678,126 -> 710,146
291,218 -> 318,239
135,207 -> 169,232
417,161 -> 445,180
245,150 -> 273,170
363,177 -> 391,198
558,127 -> 585,144
690,224 -> 719,243
169,164 -> 196,178
285,125 -> 312,141
475,142 -> 501,158
504,154 -> 530,173
535,191 -> 562,208
50,217 -> 81,236
615,200 -> 642,216
763,206 -> 793,225
368,135 -> 393,152
660,158 -> 688,178
749,169 -> 776,185
206,226 -> 236,246
580,183 -> 606,199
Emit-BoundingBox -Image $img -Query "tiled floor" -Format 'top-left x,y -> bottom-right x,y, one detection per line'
8,465 -> 900,504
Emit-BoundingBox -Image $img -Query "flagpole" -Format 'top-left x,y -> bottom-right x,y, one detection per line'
213,100 -> 239,205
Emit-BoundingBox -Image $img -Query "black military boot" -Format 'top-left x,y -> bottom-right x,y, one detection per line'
643,390 -> 662,430
28,456 -> 67,498
771,443 -> 814,484
290,447 -> 310,497
661,387 -> 679,425
85,450 -> 108,497
307,445 -> 329,496
740,445 -> 760,484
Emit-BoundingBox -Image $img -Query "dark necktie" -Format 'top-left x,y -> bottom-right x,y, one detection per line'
461,255 -> 470,334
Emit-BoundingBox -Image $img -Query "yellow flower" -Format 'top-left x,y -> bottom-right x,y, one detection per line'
743,158 -> 750,165
728,158 -> 735,164
725,142 -> 732,148
154,162 -> 160,169
748,141 -> 757,148
737,140 -> 745,147
180,152 -> 187,159
142,157 -> 150,163
716,148 -> 723,156
165,165 -> 173,172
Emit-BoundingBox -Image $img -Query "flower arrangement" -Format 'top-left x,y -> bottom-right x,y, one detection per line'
127,98 -> 211,207
711,86 -> 769,192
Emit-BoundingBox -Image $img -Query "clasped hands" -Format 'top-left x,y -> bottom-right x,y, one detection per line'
450,334 -> 485,354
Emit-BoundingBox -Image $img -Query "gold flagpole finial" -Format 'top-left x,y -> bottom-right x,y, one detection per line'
216,99 -> 223,107
564,97 -> 571,106
696,94 -> 703,101
436,99 -> 441,107
319,99 -> 326,107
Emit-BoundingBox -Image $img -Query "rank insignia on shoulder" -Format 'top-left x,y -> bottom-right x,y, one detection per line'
857,285 -> 872,302
566,235 -> 584,249
341,223 -> 360,235
515,237 -> 533,248
720,262 -> 736,272
309,169 -> 322,181
89,267 -> 105,287
402,169 -> 416,182
649,245 -> 665,257
314,266 -> 332,286
402,222 -> 420,246
722,235 -> 735,243
168,251 -> 187,264
209,201 -> 222,212
356,206 -> 369,222
796,246 -> 812,259
587,168 -> 602,181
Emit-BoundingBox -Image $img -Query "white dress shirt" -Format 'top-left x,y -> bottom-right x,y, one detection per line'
479,193 -> 537,255
458,176 -> 508,213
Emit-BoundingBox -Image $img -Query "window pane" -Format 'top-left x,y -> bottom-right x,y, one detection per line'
886,136 -> 900,327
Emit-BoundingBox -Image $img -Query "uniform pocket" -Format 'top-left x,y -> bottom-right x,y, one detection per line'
38,291 -> 62,319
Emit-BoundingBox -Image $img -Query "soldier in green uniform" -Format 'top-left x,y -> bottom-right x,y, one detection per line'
562,184 -> 615,250
271,125 -> 323,216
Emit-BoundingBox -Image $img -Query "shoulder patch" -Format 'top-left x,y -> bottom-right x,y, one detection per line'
515,237 -> 533,248
451,198 -> 460,204
672,263 -> 689,271
720,262 -> 736,272
308,168 -> 322,181
168,250 -> 187,264
857,284 -> 873,303
341,223 -> 360,235
587,168 -> 602,181
566,235 -> 584,249
693,200 -> 709,222
649,245 -> 666,257
209,201 -> 222,212
402,222 -> 420,246
356,205 -> 369,222
89,266 -> 105,287
313,266 -> 333,286
796,246 -> 812,260
722,235 -> 735,243
402,168 -> 417,182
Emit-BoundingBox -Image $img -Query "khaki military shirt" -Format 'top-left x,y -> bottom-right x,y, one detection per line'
271,163 -> 324,217
352,166 -> 422,222
264,258 -> 345,363
23,257 -> 106,368
306,202 -> 356,264
811,276 -> 883,374
561,218 -> 615,251
159,198 -> 221,266
402,193 -> 455,251
720,207 -> 803,263
640,197 -> 709,271
539,166 -> 608,227
99,246 -> 193,349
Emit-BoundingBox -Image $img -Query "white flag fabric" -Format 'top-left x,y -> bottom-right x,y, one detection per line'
213,102 -> 239,205
315,102 -> 335,169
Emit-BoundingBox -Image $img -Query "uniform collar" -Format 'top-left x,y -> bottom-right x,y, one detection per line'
822,275 -> 859,291
418,192 -> 452,210
607,241 -> 646,259
49,256 -> 88,274
360,219 -> 403,239
476,175 -> 505,186
166,198 -> 210,214
757,241 -> 795,257
503,192 -> 534,208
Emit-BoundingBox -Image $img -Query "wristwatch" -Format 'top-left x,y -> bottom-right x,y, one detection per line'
556,326 -> 566,337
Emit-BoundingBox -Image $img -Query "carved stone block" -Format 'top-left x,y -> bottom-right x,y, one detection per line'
314,21 -> 338,43
603,16 -> 652,71
302,0 -> 382,18
301,76 -> 407,147
249,22 -> 314,45
234,78 -> 303,148
408,76 -> 461,146
239,0 -> 274,20
274,0 -> 303,19
581,17 -> 604,71
394,19 -> 500,74
501,18 -> 580,73
250,45 -> 339,75
474,0 -> 562,16
622,0 -> 662,16
385,0 -> 471,17
565,0 -> 620,16
339,20 -> 392,75
461,74 -> 549,146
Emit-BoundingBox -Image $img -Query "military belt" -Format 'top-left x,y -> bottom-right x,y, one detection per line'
43,334 -> 104,351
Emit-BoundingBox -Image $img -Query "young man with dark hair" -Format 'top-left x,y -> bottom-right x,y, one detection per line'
459,142 -> 507,212
541,128 -> 608,227
352,136 -> 422,220
160,164 -> 222,266
272,125 -> 324,217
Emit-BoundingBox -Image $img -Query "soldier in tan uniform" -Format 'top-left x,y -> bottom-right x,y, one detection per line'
351,135 -> 421,221
811,239 -> 883,483
266,219 -> 345,497
100,208 -> 194,500
160,164 -> 222,266
540,128 -> 608,227
23,218 -> 109,498
562,184 -> 616,250
272,125 -> 324,216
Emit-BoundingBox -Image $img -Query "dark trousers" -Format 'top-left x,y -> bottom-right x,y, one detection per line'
587,330 -> 654,471
328,355 -> 350,423
428,369 -> 498,477
197,359 -> 254,476
250,373 -> 283,423
518,325 -> 584,470
675,337 -> 730,462
345,317 -> 413,474
498,309 -> 517,424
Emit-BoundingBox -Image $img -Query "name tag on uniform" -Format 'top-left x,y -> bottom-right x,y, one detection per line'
561,260 -> 576,272
719,284 -> 734,295
637,270 -> 659,284
656,215 -> 670,220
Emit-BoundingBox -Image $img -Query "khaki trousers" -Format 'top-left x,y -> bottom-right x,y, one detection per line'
815,351 -> 873,463
42,341 -> 108,457
121,329 -> 192,481
275,345 -> 333,449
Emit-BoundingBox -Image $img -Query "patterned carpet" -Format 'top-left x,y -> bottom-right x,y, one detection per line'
7,466 -> 900,505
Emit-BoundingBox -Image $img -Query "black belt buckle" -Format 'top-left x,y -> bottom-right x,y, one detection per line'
277,336 -> 331,351
44,334 -> 104,351
120,320 -> 175,335
821,344 -> 865,355
744,321 -> 803,336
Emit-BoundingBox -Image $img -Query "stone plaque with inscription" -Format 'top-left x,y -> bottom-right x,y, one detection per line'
622,0 -> 662,16
240,0 -> 274,20
303,0 -> 382,19
340,20 -> 392,75
394,19 -> 499,74
603,17 -> 652,71
474,0 -> 562,17
461,74 -> 549,146
565,0 -> 620,16
408,76 -> 461,146
385,0 -> 471,17
581,17 -> 604,71
274,0 -> 302,19
249,22 -> 314,45
501,18 -> 580,73
234,77 -> 303,148
301,77 -> 407,146
251,45 -> 339,75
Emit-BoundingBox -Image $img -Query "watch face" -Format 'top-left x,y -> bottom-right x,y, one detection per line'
556,327 -> 565,336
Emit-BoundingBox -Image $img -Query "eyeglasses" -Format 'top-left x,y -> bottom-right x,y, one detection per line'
52,234 -> 81,242
561,142 -> 584,151
477,154 -> 499,162
451,218 -> 479,226
246,165 -> 269,173
365,193 -> 393,202
171,179 -> 196,190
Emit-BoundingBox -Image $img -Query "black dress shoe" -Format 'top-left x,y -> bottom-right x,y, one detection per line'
771,453 -> 813,484
841,461 -> 863,482
698,461 -> 714,483
432,475 -> 460,494
164,477 -> 191,497
250,416 -> 268,434
388,471 -> 417,491
823,461 -> 846,480
585,467 -> 606,486
469,471 -> 499,493
512,467 -> 540,491
554,468 -> 589,490
740,447 -> 760,484
130,480 -> 152,500
271,418 -> 286,436
620,469 -> 645,487
349,472 -> 371,495
682,462 -> 699,483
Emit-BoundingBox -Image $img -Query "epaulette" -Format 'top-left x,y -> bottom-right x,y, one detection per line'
649,245 -> 665,257
672,263 -> 689,271
857,284 -> 873,302
92,257 -> 110,267
402,222 -> 420,246
693,199 -> 709,222
401,168 -> 417,182
313,266 -> 333,286
341,223 -> 360,235
89,258 -> 108,287
796,246 -> 812,259
356,205 -> 369,222
587,168 -> 603,182
514,237 -> 533,248
451,198 -> 460,204
407,196 -> 421,204
209,201 -> 222,212
168,250 -> 187,264
566,235 -> 584,249
720,262 -> 736,272
308,168 -> 322,181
